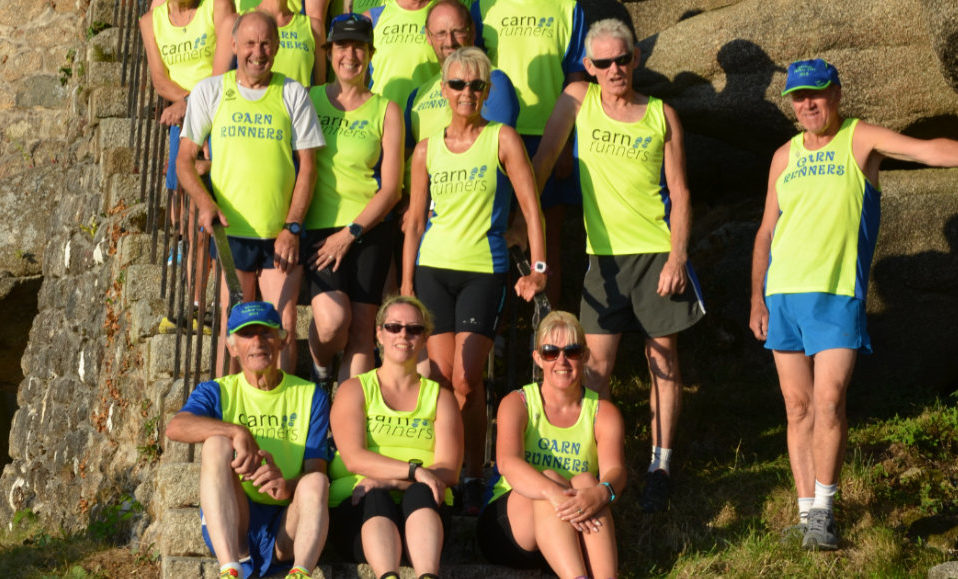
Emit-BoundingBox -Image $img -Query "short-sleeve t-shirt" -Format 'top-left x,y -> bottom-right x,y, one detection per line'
181,372 -> 332,505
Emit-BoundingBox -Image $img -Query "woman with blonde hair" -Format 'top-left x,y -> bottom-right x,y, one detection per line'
478,311 -> 626,578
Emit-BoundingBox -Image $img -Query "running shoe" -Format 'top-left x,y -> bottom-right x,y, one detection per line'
802,508 -> 838,550
640,469 -> 671,513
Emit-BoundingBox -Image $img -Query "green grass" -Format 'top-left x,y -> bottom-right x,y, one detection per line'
606,321 -> 958,577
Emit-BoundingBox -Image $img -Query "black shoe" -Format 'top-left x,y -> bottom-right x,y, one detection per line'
640,469 -> 671,513
460,479 -> 484,516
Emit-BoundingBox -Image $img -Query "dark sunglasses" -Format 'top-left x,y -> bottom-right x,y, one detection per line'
382,323 -> 426,336
590,53 -> 633,69
330,12 -> 372,27
539,343 -> 585,361
446,79 -> 487,92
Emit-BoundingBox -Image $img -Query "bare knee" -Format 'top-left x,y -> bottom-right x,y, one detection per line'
782,395 -> 812,424
201,435 -> 234,463
296,471 -> 330,500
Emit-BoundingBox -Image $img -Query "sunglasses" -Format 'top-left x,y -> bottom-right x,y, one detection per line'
446,79 -> 487,92
382,323 -> 426,336
590,53 -> 633,69
539,344 -> 585,361
330,12 -> 372,26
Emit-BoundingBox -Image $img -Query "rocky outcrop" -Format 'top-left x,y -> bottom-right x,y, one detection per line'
921,0 -> 958,92
626,0 -> 958,201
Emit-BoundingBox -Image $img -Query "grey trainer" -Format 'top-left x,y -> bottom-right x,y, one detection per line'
802,508 -> 838,550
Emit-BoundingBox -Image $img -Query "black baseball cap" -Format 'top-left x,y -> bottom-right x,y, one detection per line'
328,13 -> 374,45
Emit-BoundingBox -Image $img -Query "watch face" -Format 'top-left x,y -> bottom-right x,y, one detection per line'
348,223 -> 363,237
286,223 -> 302,235
533,261 -> 547,273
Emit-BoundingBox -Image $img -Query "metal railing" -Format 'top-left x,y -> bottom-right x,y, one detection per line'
117,0 -> 242,392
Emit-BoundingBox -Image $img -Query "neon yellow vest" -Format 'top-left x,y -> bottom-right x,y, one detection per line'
767,118 -> 880,299
418,122 -> 510,273
152,0 -> 217,91
306,86 -> 389,229
216,372 -> 316,505
476,0 -> 576,135
327,0 -> 385,17
576,85 -> 672,255
236,0 -> 302,12
270,12 -> 315,87
211,71 -> 295,238
369,1 -> 439,107
328,370 -> 453,507
489,383 -> 599,503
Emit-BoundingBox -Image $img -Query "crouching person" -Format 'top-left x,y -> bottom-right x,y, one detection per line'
166,301 -> 332,579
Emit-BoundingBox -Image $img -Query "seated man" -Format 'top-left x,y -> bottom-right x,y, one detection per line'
166,301 -> 332,579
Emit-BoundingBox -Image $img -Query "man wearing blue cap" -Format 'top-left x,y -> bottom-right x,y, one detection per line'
749,59 -> 958,550
166,301 -> 331,578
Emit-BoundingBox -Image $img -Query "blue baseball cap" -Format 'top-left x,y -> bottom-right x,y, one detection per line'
227,301 -> 282,335
781,59 -> 841,96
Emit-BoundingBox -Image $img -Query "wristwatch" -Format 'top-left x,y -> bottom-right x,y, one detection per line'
346,222 -> 364,239
407,458 -> 423,481
532,261 -> 548,274
283,222 -> 302,236
599,481 -> 617,503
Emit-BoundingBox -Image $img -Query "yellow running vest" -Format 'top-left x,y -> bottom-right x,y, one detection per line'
152,0 -> 217,91
766,118 -> 880,299
576,85 -> 672,255
328,370 -> 453,507
211,71 -> 295,238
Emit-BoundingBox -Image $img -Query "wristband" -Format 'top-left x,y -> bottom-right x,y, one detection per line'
600,481 -> 616,503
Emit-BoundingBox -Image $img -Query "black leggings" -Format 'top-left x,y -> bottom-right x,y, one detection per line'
476,492 -> 548,570
330,482 -> 449,563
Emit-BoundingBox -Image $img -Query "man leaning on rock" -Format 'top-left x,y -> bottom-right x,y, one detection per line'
166,301 -> 331,579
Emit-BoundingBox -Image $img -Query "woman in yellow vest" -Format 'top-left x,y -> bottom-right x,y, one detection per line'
478,311 -> 626,578
328,295 -> 463,579
401,46 -> 547,514
251,0 -> 326,85
303,13 -> 403,387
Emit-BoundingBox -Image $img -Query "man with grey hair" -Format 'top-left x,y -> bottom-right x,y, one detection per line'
750,58 -> 958,550
166,301 -> 332,578
177,11 -> 325,376
534,17 -> 705,514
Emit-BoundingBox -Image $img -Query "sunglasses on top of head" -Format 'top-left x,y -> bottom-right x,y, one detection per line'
446,78 -> 487,92
381,322 -> 426,336
590,52 -> 633,69
539,343 -> 585,361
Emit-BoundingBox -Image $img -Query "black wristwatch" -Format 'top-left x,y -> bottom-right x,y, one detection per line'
283,222 -> 302,236
346,222 -> 363,239
407,458 -> 423,481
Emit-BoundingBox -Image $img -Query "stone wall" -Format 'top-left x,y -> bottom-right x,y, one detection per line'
0,0 -> 167,537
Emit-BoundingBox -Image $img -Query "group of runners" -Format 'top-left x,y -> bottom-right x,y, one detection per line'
145,0 -> 958,577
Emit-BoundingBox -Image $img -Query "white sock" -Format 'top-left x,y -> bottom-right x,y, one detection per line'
648,446 -> 672,474
313,363 -> 330,380
812,480 -> 837,511
219,562 -> 245,579
798,497 -> 814,522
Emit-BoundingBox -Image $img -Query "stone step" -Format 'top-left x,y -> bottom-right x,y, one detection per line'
163,557 -> 553,579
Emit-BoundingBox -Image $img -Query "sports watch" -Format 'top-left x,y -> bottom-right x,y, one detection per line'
407,458 -> 423,481
600,481 -> 617,503
346,222 -> 364,238
283,222 -> 302,236
532,261 -> 548,274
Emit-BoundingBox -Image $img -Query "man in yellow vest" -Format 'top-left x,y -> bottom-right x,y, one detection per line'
167,301 -> 331,579
534,18 -> 704,516
177,11 -> 325,375
750,58 -> 958,550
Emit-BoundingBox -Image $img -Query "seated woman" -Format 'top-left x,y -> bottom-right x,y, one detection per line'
328,295 -> 463,579
478,311 -> 627,579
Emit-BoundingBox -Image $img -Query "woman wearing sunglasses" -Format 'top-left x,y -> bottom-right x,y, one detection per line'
402,46 -> 548,514
328,295 -> 463,579
303,13 -> 403,387
478,311 -> 626,578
